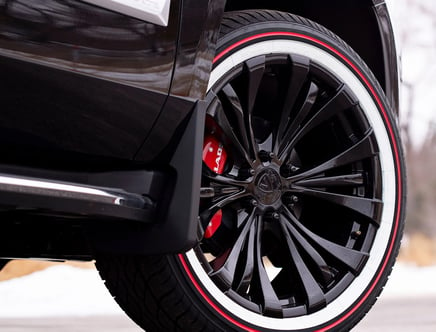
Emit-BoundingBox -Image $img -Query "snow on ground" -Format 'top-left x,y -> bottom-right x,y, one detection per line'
0,263 -> 435,318
382,263 -> 436,298
0,265 -> 123,318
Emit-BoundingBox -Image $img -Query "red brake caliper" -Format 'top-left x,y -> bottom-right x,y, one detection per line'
202,134 -> 227,239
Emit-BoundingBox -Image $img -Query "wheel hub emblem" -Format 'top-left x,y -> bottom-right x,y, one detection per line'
254,169 -> 282,205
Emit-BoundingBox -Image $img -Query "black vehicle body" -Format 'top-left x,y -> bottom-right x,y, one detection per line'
0,0 -> 399,262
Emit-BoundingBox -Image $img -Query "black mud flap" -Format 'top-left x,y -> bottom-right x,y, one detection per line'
90,101 -> 206,255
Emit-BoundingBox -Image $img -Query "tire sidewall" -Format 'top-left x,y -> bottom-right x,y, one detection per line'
178,16 -> 405,332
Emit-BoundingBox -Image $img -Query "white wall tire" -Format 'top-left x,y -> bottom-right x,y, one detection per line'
180,10 -> 405,332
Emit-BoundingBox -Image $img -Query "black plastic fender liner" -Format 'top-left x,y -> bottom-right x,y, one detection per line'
372,0 -> 400,115
90,101 -> 206,255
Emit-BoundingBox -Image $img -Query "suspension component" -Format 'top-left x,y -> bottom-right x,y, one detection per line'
204,210 -> 223,239
202,130 -> 229,242
202,208 -> 237,256
203,134 -> 228,174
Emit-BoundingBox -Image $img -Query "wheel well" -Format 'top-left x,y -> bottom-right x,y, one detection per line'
224,0 -> 386,91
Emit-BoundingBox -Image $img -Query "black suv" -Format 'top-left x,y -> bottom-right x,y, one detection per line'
0,1 -> 405,331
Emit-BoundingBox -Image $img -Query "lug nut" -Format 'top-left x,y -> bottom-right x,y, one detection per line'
283,195 -> 299,209
265,211 -> 280,220
281,164 -> 300,177
258,150 -> 272,162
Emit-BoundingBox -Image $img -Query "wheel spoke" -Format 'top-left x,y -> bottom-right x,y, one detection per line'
288,130 -> 377,182
251,215 -> 282,317
283,208 -> 369,275
244,56 -> 266,158
280,84 -> 356,160
276,82 -> 319,156
206,91 -> 253,165
282,217 -> 337,285
210,210 -> 256,290
274,55 -> 310,154
294,173 -> 364,188
233,218 -> 257,293
200,190 -> 250,222
279,217 -> 327,313
221,84 -> 251,153
289,185 -> 382,223
245,56 -> 266,115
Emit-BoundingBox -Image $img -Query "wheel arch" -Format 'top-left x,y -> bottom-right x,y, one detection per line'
224,0 -> 399,114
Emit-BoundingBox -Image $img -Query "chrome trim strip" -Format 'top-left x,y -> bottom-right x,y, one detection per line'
81,0 -> 170,26
0,175 -> 147,209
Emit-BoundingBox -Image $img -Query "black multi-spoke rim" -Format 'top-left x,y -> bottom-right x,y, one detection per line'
197,54 -> 383,318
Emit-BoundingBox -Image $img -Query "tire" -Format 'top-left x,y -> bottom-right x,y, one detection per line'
96,10 -> 406,332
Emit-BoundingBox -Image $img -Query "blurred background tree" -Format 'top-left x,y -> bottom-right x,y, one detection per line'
396,0 -> 436,238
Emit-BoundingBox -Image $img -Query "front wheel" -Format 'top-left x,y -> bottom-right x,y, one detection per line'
97,10 -> 405,332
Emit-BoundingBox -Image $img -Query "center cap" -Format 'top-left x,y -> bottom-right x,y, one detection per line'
254,168 -> 282,205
